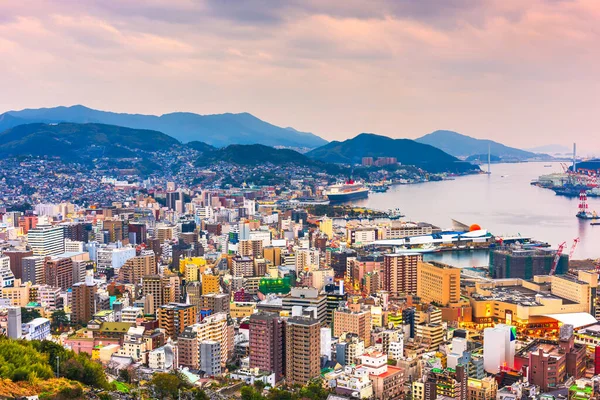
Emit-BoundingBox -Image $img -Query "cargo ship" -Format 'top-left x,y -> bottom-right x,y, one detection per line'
325,179 -> 369,203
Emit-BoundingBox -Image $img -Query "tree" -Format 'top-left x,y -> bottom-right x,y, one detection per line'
254,380 -> 266,392
118,368 -> 131,384
20,307 -> 41,323
297,379 -> 330,400
267,388 -> 293,400
50,310 -> 69,331
240,386 -> 264,400
191,388 -> 210,400
151,372 -> 188,399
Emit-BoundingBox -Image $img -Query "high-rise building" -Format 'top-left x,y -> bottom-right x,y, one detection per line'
417,261 -> 460,306
158,303 -> 197,338
282,287 -> 328,323
253,258 -> 267,277
178,313 -> 230,369
4,250 -> 33,281
200,341 -> 222,377
425,365 -> 468,400
72,278 -> 98,324
118,253 -> 156,284
231,256 -> 253,277
0,256 -> 15,288
383,254 -> 421,296
333,307 -> 372,347
102,219 -> 128,242
319,217 -> 333,239
28,225 -> 65,256
128,223 -> 147,245
330,248 -> 356,278
7,307 -> 22,339
249,312 -> 284,381
285,316 -> 321,385
295,248 -> 320,273
415,322 -> 444,351
263,247 -> 282,266
18,215 -> 38,234
483,324 -> 516,373
22,256 -> 45,284
143,275 -> 163,314
200,293 -> 230,314
44,256 -> 73,290
201,274 -> 220,295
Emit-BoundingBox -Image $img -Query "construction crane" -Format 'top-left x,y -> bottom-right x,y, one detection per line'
550,241 -> 567,276
569,237 -> 580,259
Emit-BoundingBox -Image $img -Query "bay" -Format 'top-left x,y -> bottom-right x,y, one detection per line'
351,162 -> 600,262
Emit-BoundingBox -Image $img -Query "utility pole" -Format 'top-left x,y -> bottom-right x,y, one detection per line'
56,355 -> 60,378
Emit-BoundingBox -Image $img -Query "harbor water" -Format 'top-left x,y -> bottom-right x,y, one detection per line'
351,162 -> 600,264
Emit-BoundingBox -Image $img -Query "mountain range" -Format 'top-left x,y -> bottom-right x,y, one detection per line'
306,133 -> 479,173
0,105 -> 327,149
415,130 -> 546,161
0,122 -> 179,159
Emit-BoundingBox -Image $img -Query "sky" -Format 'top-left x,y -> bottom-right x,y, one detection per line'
0,0 -> 599,150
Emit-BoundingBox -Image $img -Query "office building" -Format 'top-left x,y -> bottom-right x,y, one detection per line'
383,254 -> 421,296
285,316 -> 321,385
28,225 -> 65,256
417,261 -> 460,306
96,246 -> 136,273
249,312 -> 284,381
282,287 -> 328,323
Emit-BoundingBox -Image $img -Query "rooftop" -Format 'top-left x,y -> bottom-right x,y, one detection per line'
473,284 -> 576,306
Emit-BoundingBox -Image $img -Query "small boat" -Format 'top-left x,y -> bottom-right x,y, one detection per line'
371,185 -> 389,193
591,222 -> 600,226
544,165 -> 552,167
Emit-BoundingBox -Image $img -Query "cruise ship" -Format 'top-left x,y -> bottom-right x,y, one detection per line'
325,179 -> 369,203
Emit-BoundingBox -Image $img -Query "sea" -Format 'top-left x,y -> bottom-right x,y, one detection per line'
350,162 -> 600,267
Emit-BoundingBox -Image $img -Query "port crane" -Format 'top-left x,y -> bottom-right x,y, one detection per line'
549,241 -> 567,276
569,237 -> 580,259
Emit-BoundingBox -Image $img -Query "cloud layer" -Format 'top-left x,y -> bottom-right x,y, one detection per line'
1,0 -> 599,148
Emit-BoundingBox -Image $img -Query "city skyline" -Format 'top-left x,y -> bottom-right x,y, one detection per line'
1,0 -> 599,149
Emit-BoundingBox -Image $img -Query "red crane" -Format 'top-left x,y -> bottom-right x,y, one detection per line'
569,237 -> 580,259
550,241 -> 567,276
